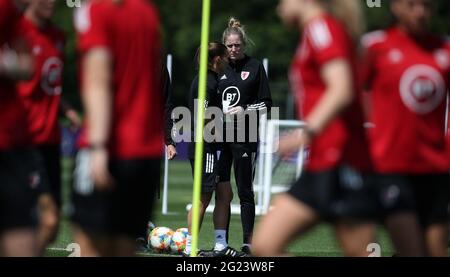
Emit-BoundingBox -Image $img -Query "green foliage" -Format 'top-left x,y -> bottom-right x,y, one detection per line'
54,1 -> 80,110
54,0 -> 449,115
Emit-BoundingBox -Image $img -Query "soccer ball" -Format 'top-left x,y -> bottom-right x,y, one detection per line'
170,228 -> 189,254
148,227 -> 173,253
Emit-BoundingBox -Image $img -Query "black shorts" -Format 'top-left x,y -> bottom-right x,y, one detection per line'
373,173 -> 450,227
287,166 -> 376,222
37,144 -> 62,208
217,142 -> 257,183
70,149 -> 161,238
189,145 -> 219,193
0,148 -> 44,232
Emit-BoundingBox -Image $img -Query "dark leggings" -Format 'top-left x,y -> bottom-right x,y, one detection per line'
218,142 -> 257,244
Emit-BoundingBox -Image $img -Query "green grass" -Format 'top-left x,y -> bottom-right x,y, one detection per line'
47,159 -> 396,257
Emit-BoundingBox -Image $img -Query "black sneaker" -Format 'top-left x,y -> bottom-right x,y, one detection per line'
181,249 -> 213,257
211,246 -> 241,257
135,237 -> 148,252
239,245 -> 252,257
198,249 -> 215,257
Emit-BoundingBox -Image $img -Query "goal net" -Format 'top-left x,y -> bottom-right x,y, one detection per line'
254,119 -> 307,215
161,119 -> 307,216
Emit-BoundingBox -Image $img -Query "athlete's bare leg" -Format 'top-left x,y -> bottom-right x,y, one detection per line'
425,224 -> 448,257
37,194 -> 59,255
335,220 -> 376,257
252,193 -> 319,256
213,182 -> 233,230
385,213 -> 425,256
0,229 -> 37,257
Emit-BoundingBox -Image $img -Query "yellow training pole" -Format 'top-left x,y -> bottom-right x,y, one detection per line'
191,0 -> 211,257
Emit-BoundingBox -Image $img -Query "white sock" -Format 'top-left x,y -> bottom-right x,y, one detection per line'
214,230 -> 228,251
184,235 -> 192,254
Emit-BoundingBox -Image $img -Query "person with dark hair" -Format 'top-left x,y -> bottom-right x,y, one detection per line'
361,0 -> 450,256
0,0 -> 43,257
253,0 -> 376,257
72,0 -> 163,256
183,42 -> 239,257
218,17 -> 272,256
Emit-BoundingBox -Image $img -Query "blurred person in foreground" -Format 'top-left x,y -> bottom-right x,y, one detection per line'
361,0 -> 450,256
16,0 -> 82,255
253,0 -> 376,257
0,0 -> 43,257
71,0 -> 163,256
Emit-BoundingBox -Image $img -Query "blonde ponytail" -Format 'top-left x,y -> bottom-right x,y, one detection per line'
319,0 -> 365,40
228,17 -> 241,29
222,17 -> 254,46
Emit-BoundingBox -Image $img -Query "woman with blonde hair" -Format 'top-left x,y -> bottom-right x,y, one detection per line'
217,17 -> 272,256
252,0 -> 375,257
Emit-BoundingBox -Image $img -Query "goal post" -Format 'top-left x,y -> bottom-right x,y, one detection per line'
162,54 -> 173,215
182,119 -> 307,215
184,119 -> 307,216
258,119 -> 307,214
